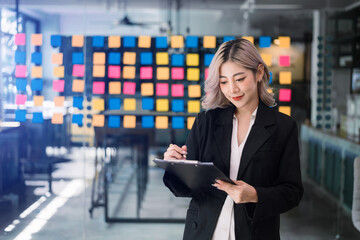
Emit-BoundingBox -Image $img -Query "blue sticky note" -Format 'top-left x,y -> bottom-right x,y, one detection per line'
172,116 -> 184,129
51,35 -> 62,47
108,115 -> 120,128
15,110 -> 26,122
31,52 -> 42,65
156,37 -> 168,48
15,51 -> 26,64
92,36 -> 105,47
16,78 -> 27,91
172,54 -> 184,66
142,98 -> 154,110
269,72 -> 273,84
108,52 -> 121,65
204,54 -> 214,67
259,36 -> 271,48
109,98 -> 121,110
142,116 -> 154,128
186,36 -> 198,48
223,36 -> 235,42
140,52 -> 153,65
72,114 -> 83,125
72,52 -> 84,64
123,36 -> 136,48
32,112 -> 43,123
172,99 -> 184,112
31,79 -> 43,91
73,96 -> 84,110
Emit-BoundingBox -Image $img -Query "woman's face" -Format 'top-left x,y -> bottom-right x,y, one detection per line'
219,61 -> 260,111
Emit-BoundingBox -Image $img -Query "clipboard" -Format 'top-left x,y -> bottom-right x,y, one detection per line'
153,158 -> 234,192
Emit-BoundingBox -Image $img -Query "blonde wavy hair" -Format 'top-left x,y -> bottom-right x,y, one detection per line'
201,38 -> 276,109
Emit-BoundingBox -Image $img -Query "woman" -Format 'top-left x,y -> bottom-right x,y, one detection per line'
163,38 -> 303,240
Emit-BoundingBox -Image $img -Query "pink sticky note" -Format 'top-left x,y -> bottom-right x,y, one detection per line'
93,81 -> 105,94
73,64 -> 85,77
279,56 -> 290,67
53,80 -> 65,92
279,89 -> 291,102
15,65 -> 27,78
108,66 -> 121,78
171,68 -> 184,80
171,84 -> 184,97
16,94 -> 27,105
15,33 -> 26,45
156,83 -> 169,96
140,67 -> 153,79
205,68 -> 209,80
123,82 -> 136,95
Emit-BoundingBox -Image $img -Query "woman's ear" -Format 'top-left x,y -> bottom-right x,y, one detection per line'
256,64 -> 265,82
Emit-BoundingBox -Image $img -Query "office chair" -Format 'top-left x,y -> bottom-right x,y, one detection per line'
353,157 -> 360,231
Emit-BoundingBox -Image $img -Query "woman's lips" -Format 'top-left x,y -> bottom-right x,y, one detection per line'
232,96 -> 243,101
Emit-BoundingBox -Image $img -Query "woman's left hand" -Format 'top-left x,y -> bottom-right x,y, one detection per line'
213,180 -> 258,204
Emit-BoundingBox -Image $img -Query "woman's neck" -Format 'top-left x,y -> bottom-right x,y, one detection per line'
234,98 -> 259,119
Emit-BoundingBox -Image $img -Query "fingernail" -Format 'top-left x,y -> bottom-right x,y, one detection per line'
181,151 -> 187,154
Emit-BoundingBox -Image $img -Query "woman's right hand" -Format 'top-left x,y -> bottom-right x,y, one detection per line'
164,144 -> 188,160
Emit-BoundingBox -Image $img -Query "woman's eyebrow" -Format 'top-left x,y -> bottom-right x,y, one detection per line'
219,72 -> 245,78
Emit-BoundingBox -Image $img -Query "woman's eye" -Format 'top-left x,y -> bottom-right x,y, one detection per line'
220,81 -> 227,84
236,78 -> 245,82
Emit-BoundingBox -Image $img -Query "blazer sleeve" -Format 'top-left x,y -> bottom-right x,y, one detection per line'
249,120 -> 304,224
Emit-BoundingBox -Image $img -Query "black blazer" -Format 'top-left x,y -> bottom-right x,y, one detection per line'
163,100 -> 304,240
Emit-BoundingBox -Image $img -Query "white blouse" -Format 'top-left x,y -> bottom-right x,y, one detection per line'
212,107 -> 258,240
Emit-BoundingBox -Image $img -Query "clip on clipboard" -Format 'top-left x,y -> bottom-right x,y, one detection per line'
153,158 -> 234,192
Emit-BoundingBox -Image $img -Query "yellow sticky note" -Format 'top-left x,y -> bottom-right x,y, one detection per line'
156,116 -> 168,129
31,66 -> 42,78
156,99 -> 169,112
124,115 -> 136,128
203,36 -> 216,48
279,36 -> 291,48
186,54 -> 199,66
171,36 -> 184,48
93,114 -> 105,127
31,34 -> 43,46
72,79 -> 85,92
53,66 -> 64,78
93,52 -> 106,65
109,82 -> 121,94
267,88 -> 274,94
157,67 -> 169,80
138,36 -> 151,48
187,117 -> 196,130
141,83 -> 154,96
242,36 -> 254,44
108,36 -> 121,48
188,85 -> 201,98
123,52 -> 136,65
123,66 -> 136,79
33,96 -> 44,106
279,106 -> 291,116
261,54 -> 272,67
72,35 -> 84,47
187,68 -> 200,81
52,53 -> 63,65
93,65 -> 105,78
52,113 -> 63,124
92,98 -> 105,111
279,72 -> 292,85
156,52 -> 169,65
188,100 -> 200,113
54,96 -> 65,107
124,98 -> 136,111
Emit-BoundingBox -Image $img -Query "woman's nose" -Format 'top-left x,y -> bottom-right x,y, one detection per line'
229,82 -> 240,93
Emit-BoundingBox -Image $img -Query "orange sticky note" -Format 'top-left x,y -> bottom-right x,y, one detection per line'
155,116 -> 168,129
123,66 -> 136,79
203,36 -> 216,48
92,99 -> 105,111
171,36 -> 184,48
187,117 -> 196,130
52,113 -> 63,124
188,85 -> 201,98
72,79 -> 85,92
279,72 -> 292,84
279,36 -> 291,48
108,36 -> 121,48
123,52 -> 136,65
156,99 -> 169,112
156,52 -> 169,65
124,98 -> 136,111
188,100 -> 200,113
109,82 -> 121,94
72,35 -> 84,47
31,66 -> 42,78
123,115 -> 136,128
261,54 -> 272,67
93,114 -> 105,127
157,67 -> 169,80
52,53 -> 63,65
53,66 -> 64,78
93,65 -> 105,78
138,36 -> 151,48
187,68 -> 200,81
31,34 -> 43,46
54,96 -> 65,107
242,36 -> 254,44
267,88 -> 274,94
93,52 -> 106,65
33,96 -> 44,106
141,83 -> 154,96
279,106 -> 291,116
186,54 -> 199,66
